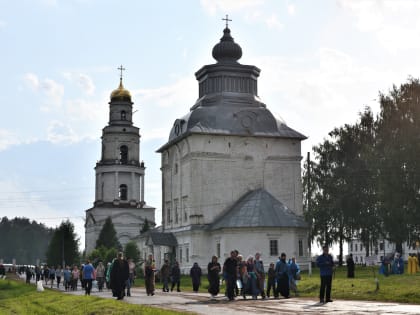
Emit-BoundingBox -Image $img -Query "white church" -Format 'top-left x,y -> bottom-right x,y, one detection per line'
138,25 -> 310,272
84,24 -> 310,272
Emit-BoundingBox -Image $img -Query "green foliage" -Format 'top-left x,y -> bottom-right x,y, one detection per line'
0,279 -> 189,314
140,218 -> 151,234
95,217 -> 120,251
0,217 -> 53,264
46,220 -> 80,267
87,246 -> 117,265
305,78 -> 420,253
124,241 -> 140,263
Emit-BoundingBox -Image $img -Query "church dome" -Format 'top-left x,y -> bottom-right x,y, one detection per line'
212,27 -> 242,63
110,79 -> 131,102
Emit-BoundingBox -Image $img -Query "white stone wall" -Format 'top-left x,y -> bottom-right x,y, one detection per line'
85,206 -> 155,254
162,134 -> 303,229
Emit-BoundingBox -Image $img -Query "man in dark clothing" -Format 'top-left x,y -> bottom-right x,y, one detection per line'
316,245 -> 334,304
223,250 -> 238,301
346,253 -> 355,278
110,252 -> 129,300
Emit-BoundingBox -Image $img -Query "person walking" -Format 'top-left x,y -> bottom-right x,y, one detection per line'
346,253 -> 355,278
275,253 -> 290,299
170,261 -> 181,292
316,245 -> 334,304
207,256 -> 221,299
110,252 -> 129,300
254,252 -> 266,299
144,254 -> 156,296
95,261 -> 106,292
160,259 -> 170,292
223,250 -> 238,301
288,257 -> 300,296
190,262 -> 202,293
266,262 -> 276,298
56,265 -> 63,288
83,260 -> 95,296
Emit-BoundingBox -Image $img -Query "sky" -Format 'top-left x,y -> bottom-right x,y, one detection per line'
1,0 -> 420,253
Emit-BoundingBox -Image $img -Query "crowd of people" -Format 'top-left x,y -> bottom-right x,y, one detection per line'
11,245 -> 420,305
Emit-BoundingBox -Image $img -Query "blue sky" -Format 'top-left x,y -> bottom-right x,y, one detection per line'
1,0 -> 420,252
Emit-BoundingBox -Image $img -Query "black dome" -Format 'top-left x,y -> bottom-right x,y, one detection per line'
212,28 -> 242,63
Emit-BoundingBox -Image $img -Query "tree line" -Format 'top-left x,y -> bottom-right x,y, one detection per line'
304,78 -> 420,264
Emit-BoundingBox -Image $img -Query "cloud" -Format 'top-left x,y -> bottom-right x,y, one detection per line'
0,129 -> 21,152
265,14 -> 284,31
63,72 -> 96,95
23,73 -> 40,91
200,0 -> 265,15
23,73 -> 64,112
287,4 -> 296,16
337,0 -> 420,54
46,120 -> 79,144
133,77 -> 196,141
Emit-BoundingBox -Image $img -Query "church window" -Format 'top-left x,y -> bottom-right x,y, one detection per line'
355,256 -> 358,263
121,111 -> 126,120
179,248 -> 183,263
270,240 -> 278,256
379,242 -> 384,251
350,243 -> 353,252
186,246 -> 189,263
120,145 -> 128,164
355,244 -> 358,252
360,256 -> 363,263
360,244 -> 363,252
216,243 -> 221,258
298,239 -> 303,257
167,208 -> 171,224
174,199 -> 179,224
174,163 -> 178,174
119,184 -> 127,200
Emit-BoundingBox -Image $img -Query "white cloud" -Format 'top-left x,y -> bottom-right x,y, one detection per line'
337,0 -> 420,54
265,14 -> 284,31
287,4 -> 296,16
47,120 -> 79,144
63,72 -> 95,95
23,73 -> 40,91
133,77 -> 196,141
64,98 -> 105,123
0,129 -> 20,151
200,0 -> 265,15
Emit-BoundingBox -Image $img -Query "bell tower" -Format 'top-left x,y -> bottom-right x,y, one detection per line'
85,67 -> 155,253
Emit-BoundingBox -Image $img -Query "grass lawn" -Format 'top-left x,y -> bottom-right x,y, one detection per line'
0,278 -> 190,315
134,265 -> 420,304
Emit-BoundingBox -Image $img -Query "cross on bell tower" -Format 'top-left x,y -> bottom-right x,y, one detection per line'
118,65 -> 126,81
222,14 -> 232,28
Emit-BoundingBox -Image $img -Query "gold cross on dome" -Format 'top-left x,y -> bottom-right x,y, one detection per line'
118,65 -> 126,80
222,14 -> 232,28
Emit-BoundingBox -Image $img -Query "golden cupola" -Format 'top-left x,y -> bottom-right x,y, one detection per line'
110,78 -> 132,102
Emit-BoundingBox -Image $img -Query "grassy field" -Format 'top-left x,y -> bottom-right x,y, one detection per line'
135,265 -> 420,304
0,278 -> 189,315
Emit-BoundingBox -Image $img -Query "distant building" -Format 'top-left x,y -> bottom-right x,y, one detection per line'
348,239 -> 414,263
85,76 -> 155,253
138,24 -> 310,272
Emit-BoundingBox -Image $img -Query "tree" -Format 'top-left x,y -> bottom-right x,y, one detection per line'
87,246 -> 118,265
140,218 -> 151,234
375,78 -> 420,252
124,241 -> 140,263
95,217 -> 120,250
0,217 -> 53,264
46,220 -> 79,267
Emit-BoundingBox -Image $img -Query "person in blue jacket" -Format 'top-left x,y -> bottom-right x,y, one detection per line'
316,245 -> 334,304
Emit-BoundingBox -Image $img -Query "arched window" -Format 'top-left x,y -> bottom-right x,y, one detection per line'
119,184 -> 128,200
120,145 -> 128,164
121,111 -> 126,120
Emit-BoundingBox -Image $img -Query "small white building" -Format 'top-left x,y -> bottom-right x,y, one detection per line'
348,239 -> 413,263
142,25 -> 310,273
